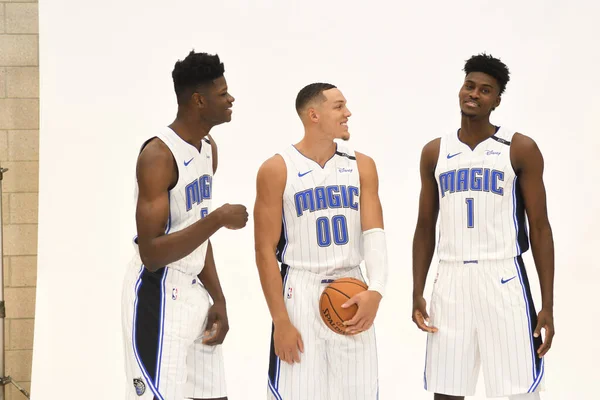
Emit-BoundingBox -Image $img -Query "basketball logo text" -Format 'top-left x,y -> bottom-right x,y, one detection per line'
294,185 -> 359,217
185,174 -> 212,211
439,168 -> 505,198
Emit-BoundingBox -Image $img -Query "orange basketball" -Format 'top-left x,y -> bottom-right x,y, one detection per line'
319,277 -> 368,335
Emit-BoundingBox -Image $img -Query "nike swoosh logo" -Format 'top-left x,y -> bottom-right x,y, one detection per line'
501,276 -> 517,284
184,158 -> 194,166
447,152 -> 462,159
298,170 -> 313,177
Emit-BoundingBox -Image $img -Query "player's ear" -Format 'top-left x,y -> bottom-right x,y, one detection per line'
308,107 -> 319,123
192,92 -> 206,109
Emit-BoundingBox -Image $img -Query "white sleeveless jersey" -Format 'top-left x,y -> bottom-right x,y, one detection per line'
435,126 -> 530,261
277,143 -> 363,275
133,127 -> 213,276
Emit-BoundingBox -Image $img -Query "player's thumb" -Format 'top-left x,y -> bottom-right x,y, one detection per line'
419,307 -> 430,322
533,319 -> 542,338
341,296 -> 358,308
205,312 -> 217,332
297,333 -> 305,353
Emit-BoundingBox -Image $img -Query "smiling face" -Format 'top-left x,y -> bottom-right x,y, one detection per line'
194,76 -> 235,125
459,72 -> 502,118
312,88 -> 352,140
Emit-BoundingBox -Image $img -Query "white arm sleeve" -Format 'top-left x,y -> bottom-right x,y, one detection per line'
362,228 -> 388,296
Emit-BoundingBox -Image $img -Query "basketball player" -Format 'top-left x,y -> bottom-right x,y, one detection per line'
121,51 -> 248,400
254,83 -> 389,399
411,54 -> 555,400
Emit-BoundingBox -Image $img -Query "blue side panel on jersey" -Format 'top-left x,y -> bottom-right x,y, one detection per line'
131,265 -> 167,400
514,256 -> 544,391
267,264 -> 289,400
512,177 -> 530,254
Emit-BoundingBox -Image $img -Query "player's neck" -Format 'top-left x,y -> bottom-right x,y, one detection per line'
459,117 -> 497,148
169,115 -> 212,150
295,134 -> 337,168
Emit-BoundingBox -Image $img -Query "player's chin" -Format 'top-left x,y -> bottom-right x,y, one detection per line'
222,109 -> 233,123
337,130 -> 350,141
460,108 -> 480,118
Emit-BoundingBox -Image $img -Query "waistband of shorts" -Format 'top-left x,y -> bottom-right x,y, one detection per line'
439,255 -> 523,266
282,263 -> 361,283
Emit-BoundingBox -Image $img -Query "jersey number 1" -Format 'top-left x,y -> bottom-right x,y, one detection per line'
316,215 -> 349,247
465,198 -> 474,228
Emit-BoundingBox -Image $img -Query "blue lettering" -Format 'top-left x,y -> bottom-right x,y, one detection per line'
438,168 -> 504,197
439,170 -> 456,198
457,169 -> 469,192
470,168 -> 483,191
491,170 -> 504,195
295,189 -> 315,217
326,186 -> 342,208
294,185 -> 360,216
314,187 -> 327,211
349,186 -> 359,210
483,168 -> 491,192
185,180 -> 200,211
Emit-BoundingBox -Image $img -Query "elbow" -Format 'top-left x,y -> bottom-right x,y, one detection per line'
529,219 -> 553,236
139,249 -> 161,272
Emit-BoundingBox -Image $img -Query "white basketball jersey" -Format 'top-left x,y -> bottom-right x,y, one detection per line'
435,126 -> 530,261
133,127 -> 213,276
277,143 -> 363,275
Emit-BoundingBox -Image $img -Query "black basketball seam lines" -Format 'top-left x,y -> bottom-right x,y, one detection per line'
326,286 -> 351,299
322,293 -> 348,330
335,280 -> 368,290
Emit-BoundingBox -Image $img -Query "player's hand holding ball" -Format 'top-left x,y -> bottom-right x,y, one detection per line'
341,290 -> 382,335
273,320 -> 304,365
217,203 -> 248,229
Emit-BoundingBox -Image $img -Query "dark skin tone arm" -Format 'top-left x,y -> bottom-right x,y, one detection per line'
412,138 -> 441,333
136,137 -> 247,272
197,134 -> 230,346
511,133 -> 555,357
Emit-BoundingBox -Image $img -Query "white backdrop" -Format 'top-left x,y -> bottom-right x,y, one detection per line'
33,1 -> 600,399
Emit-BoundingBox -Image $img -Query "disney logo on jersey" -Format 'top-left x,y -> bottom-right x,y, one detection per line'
485,150 -> 501,156
439,168 -> 504,197
338,167 -> 353,173
294,185 -> 359,217
185,174 -> 212,211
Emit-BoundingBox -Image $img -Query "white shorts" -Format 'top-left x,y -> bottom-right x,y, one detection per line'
424,256 -> 545,397
122,261 -> 227,400
267,265 -> 379,400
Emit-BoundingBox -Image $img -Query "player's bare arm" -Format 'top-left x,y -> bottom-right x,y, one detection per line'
343,152 -> 387,334
254,155 -> 304,365
199,241 -> 229,346
412,138 -> 440,333
136,139 -> 248,272
511,133 -> 555,357
194,135 -> 229,346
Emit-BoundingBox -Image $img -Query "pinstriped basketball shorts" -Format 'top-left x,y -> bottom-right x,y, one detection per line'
268,265 -> 379,400
424,256 -> 544,397
121,261 -> 226,400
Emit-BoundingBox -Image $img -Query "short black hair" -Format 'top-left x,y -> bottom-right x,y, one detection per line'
295,83 -> 337,113
464,53 -> 510,95
172,50 -> 225,103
